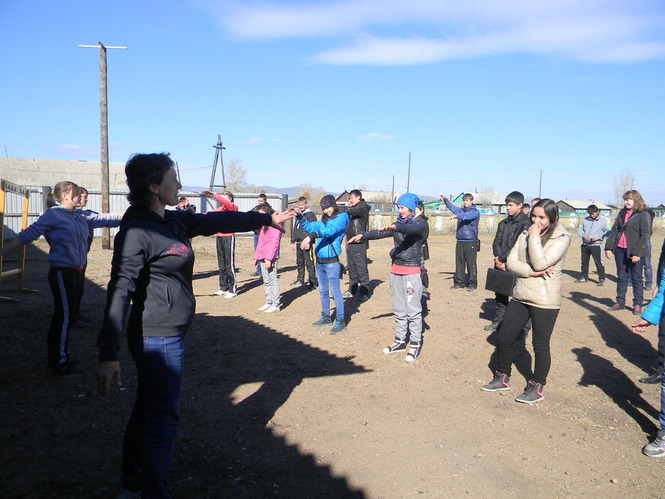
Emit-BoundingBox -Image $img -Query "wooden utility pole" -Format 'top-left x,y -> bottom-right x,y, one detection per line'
78,41 -> 127,249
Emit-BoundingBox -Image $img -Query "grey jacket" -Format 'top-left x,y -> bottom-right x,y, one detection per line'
577,215 -> 609,247
507,224 -> 572,309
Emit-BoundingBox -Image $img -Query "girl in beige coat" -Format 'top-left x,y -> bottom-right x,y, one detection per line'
482,199 -> 571,404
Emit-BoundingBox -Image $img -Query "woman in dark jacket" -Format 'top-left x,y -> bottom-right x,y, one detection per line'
96,153 -> 293,498
605,190 -> 651,315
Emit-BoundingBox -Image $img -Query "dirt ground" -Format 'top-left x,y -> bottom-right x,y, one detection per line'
1,232 -> 664,498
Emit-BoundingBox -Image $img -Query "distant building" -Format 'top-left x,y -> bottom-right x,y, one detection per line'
336,190 -> 395,211
556,200 -> 612,216
0,157 -> 127,190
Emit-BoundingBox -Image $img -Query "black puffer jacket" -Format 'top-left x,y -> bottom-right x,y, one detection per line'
360,214 -> 428,267
492,211 -> 531,263
345,200 -> 371,238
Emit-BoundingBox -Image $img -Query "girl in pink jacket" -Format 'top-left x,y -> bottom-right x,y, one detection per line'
254,204 -> 282,313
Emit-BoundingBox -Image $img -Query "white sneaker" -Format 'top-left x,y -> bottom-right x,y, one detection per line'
258,303 -> 271,311
264,305 -> 280,313
224,292 -> 237,299
212,289 -> 227,296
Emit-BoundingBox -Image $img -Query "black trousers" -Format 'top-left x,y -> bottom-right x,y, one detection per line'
454,240 -> 478,288
580,245 -> 605,280
47,267 -> 82,366
295,243 -> 317,285
496,300 -> 559,385
216,236 -> 236,293
346,242 -> 369,291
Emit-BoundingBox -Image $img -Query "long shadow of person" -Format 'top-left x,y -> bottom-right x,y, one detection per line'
568,291 -> 657,374
172,314 -> 371,497
572,347 -> 658,436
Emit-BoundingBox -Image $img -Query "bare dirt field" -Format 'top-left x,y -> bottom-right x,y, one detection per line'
1,232 -> 664,498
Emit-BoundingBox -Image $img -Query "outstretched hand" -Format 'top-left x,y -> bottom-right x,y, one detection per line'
347,234 -> 363,243
202,190 -> 214,197
270,209 -> 296,233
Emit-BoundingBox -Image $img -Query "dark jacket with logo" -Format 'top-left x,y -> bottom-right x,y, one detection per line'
97,205 -> 272,362
360,214 -> 428,268
291,209 -> 317,242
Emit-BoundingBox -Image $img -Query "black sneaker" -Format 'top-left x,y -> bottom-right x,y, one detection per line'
383,339 -> 407,354
482,371 -> 511,391
639,373 -> 663,384
312,313 -> 333,327
597,279 -> 605,287
52,362 -> 84,376
330,318 -> 347,335
607,303 -> 623,312
515,380 -> 544,404
405,343 -> 421,362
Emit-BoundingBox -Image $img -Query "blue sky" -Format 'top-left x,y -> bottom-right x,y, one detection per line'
1,0 -> 664,204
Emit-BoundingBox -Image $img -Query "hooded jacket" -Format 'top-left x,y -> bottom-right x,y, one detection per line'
297,211 -> 349,260
291,208 -> 317,242
360,214 -> 428,268
507,224 -> 571,309
97,205 -> 272,362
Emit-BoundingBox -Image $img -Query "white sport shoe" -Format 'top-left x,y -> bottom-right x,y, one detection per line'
224,292 -> 237,299
258,303 -> 271,311
212,289 -> 227,296
264,305 -> 280,313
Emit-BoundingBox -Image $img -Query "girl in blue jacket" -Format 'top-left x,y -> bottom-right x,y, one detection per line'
0,181 -> 121,375
296,194 -> 349,334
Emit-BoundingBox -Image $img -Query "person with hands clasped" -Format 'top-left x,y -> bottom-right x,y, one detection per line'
605,190 -> 651,315
631,256 -> 665,458
96,153 -> 293,498
482,199 -> 571,404
348,193 -> 428,362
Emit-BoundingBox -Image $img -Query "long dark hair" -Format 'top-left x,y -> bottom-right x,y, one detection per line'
125,153 -> 174,206
533,198 -> 559,244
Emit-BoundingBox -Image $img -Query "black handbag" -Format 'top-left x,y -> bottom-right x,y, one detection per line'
485,268 -> 516,296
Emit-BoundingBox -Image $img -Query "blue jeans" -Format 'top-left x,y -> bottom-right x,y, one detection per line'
316,262 -> 344,319
123,335 -> 184,498
644,240 -> 653,287
614,247 -> 645,307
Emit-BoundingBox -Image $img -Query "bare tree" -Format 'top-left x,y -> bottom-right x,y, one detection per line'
474,185 -> 495,209
224,158 -> 248,193
296,183 -> 326,203
612,169 -> 635,204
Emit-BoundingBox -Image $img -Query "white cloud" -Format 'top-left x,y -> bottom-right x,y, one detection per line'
359,132 -> 395,141
246,137 -> 262,143
202,0 -> 665,65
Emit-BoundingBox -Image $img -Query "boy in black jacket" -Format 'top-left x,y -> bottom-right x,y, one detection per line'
485,191 -> 531,332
